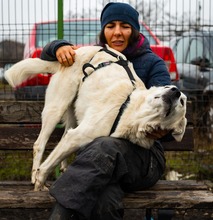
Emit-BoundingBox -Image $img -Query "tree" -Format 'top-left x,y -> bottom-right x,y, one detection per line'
0,40 -> 24,68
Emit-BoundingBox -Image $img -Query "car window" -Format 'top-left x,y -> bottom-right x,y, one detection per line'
35,22 -> 99,47
204,36 -> 213,66
63,21 -> 101,45
186,38 -> 203,63
35,20 -> 157,47
175,37 -> 190,63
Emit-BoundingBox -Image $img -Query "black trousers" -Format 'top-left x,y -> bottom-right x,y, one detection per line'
49,137 -> 165,220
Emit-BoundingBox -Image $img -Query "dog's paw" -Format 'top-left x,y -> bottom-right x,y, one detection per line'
33,169 -> 47,191
34,180 -> 49,191
34,173 -> 49,191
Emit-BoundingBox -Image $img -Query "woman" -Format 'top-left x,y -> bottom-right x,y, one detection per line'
41,2 -> 172,220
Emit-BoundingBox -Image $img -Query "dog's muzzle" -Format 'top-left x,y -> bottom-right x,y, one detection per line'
162,87 -> 181,116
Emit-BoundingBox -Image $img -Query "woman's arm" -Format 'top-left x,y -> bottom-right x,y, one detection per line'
41,40 -> 72,60
41,40 -> 78,66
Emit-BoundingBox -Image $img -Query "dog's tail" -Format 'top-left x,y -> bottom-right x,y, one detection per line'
5,58 -> 60,88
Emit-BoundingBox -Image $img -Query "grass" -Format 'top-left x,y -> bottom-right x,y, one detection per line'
0,147 -> 212,181
0,150 -> 32,180
165,145 -> 213,181
0,150 -> 76,181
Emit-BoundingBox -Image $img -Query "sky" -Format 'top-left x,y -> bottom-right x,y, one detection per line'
0,0 -> 213,42
1,0 -> 212,24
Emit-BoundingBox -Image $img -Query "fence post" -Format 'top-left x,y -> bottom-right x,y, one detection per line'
55,0 -> 64,178
57,0 -> 64,39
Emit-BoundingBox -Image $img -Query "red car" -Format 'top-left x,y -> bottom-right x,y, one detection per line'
16,19 -> 178,100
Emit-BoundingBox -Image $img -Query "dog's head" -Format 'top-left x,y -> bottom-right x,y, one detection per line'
138,85 -> 187,142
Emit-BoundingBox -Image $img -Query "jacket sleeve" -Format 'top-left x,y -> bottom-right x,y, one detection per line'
40,40 -> 73,61
146,55 -> 171,88
132,52 -> 171,89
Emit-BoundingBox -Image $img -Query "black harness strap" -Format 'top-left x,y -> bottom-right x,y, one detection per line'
82,61 -> 113,81
110,95 -> 130,135
99,47 -> 122,59
115,59 -> 135,86
82,47 -> 136,85
100,47 -> 136,86
82,63 -> 96,79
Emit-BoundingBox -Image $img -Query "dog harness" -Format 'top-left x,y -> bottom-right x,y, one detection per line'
82,47 -> 136,135
82,47 -> 136,86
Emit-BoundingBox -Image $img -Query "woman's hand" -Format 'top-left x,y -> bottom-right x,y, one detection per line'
56,45 -> 79,67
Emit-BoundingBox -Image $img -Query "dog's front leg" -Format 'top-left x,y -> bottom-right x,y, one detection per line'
34,127 -> 94,191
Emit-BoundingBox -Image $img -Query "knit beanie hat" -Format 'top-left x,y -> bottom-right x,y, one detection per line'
100,2 -> 140,31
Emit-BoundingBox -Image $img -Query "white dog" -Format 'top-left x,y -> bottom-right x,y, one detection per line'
5,45 -> 187,191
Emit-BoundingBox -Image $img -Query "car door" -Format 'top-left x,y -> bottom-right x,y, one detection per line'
183,37 -> 205,90
174,36 -> 195,90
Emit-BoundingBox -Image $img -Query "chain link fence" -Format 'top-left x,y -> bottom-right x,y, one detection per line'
0,0 -> 212,181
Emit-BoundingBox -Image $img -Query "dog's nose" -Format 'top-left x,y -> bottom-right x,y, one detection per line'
170,87 -> 181,99
162,86 -> 181,117
162,86 -> 181,104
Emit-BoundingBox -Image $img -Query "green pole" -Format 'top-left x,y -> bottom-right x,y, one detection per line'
57,0 -> 63,39
55,0 -> 63,177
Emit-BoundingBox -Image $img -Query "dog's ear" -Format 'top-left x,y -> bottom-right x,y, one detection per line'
171,117 -> 187,142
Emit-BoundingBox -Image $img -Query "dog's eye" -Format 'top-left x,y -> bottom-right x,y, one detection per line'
154,96 -> 160,99
180,98 -> 184,106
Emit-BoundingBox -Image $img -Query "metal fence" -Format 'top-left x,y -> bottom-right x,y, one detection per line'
0,0 -> 213,181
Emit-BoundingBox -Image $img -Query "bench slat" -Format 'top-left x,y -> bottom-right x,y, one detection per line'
0,101 -> 44,123
124,190 -> 213,209
0,180 -> 212,209
0,180 -> 210,191
0,190 -> 54,209
0,125 -> 64,150
0,125 -> 193,151
1,189 -> 212,209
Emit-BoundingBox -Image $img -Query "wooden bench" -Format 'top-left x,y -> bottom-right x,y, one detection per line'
0,100 -> 213,220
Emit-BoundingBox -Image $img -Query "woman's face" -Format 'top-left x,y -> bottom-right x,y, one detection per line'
104,21 -> 132,52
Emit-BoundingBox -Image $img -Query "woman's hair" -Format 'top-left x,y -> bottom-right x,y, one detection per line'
99,27 -> 140,48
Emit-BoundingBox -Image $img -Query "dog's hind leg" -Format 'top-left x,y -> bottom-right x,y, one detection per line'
31,73 -> 80,184
32,99 -> 78,183
31,105 -> 68,183
33,123 -> 101,191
